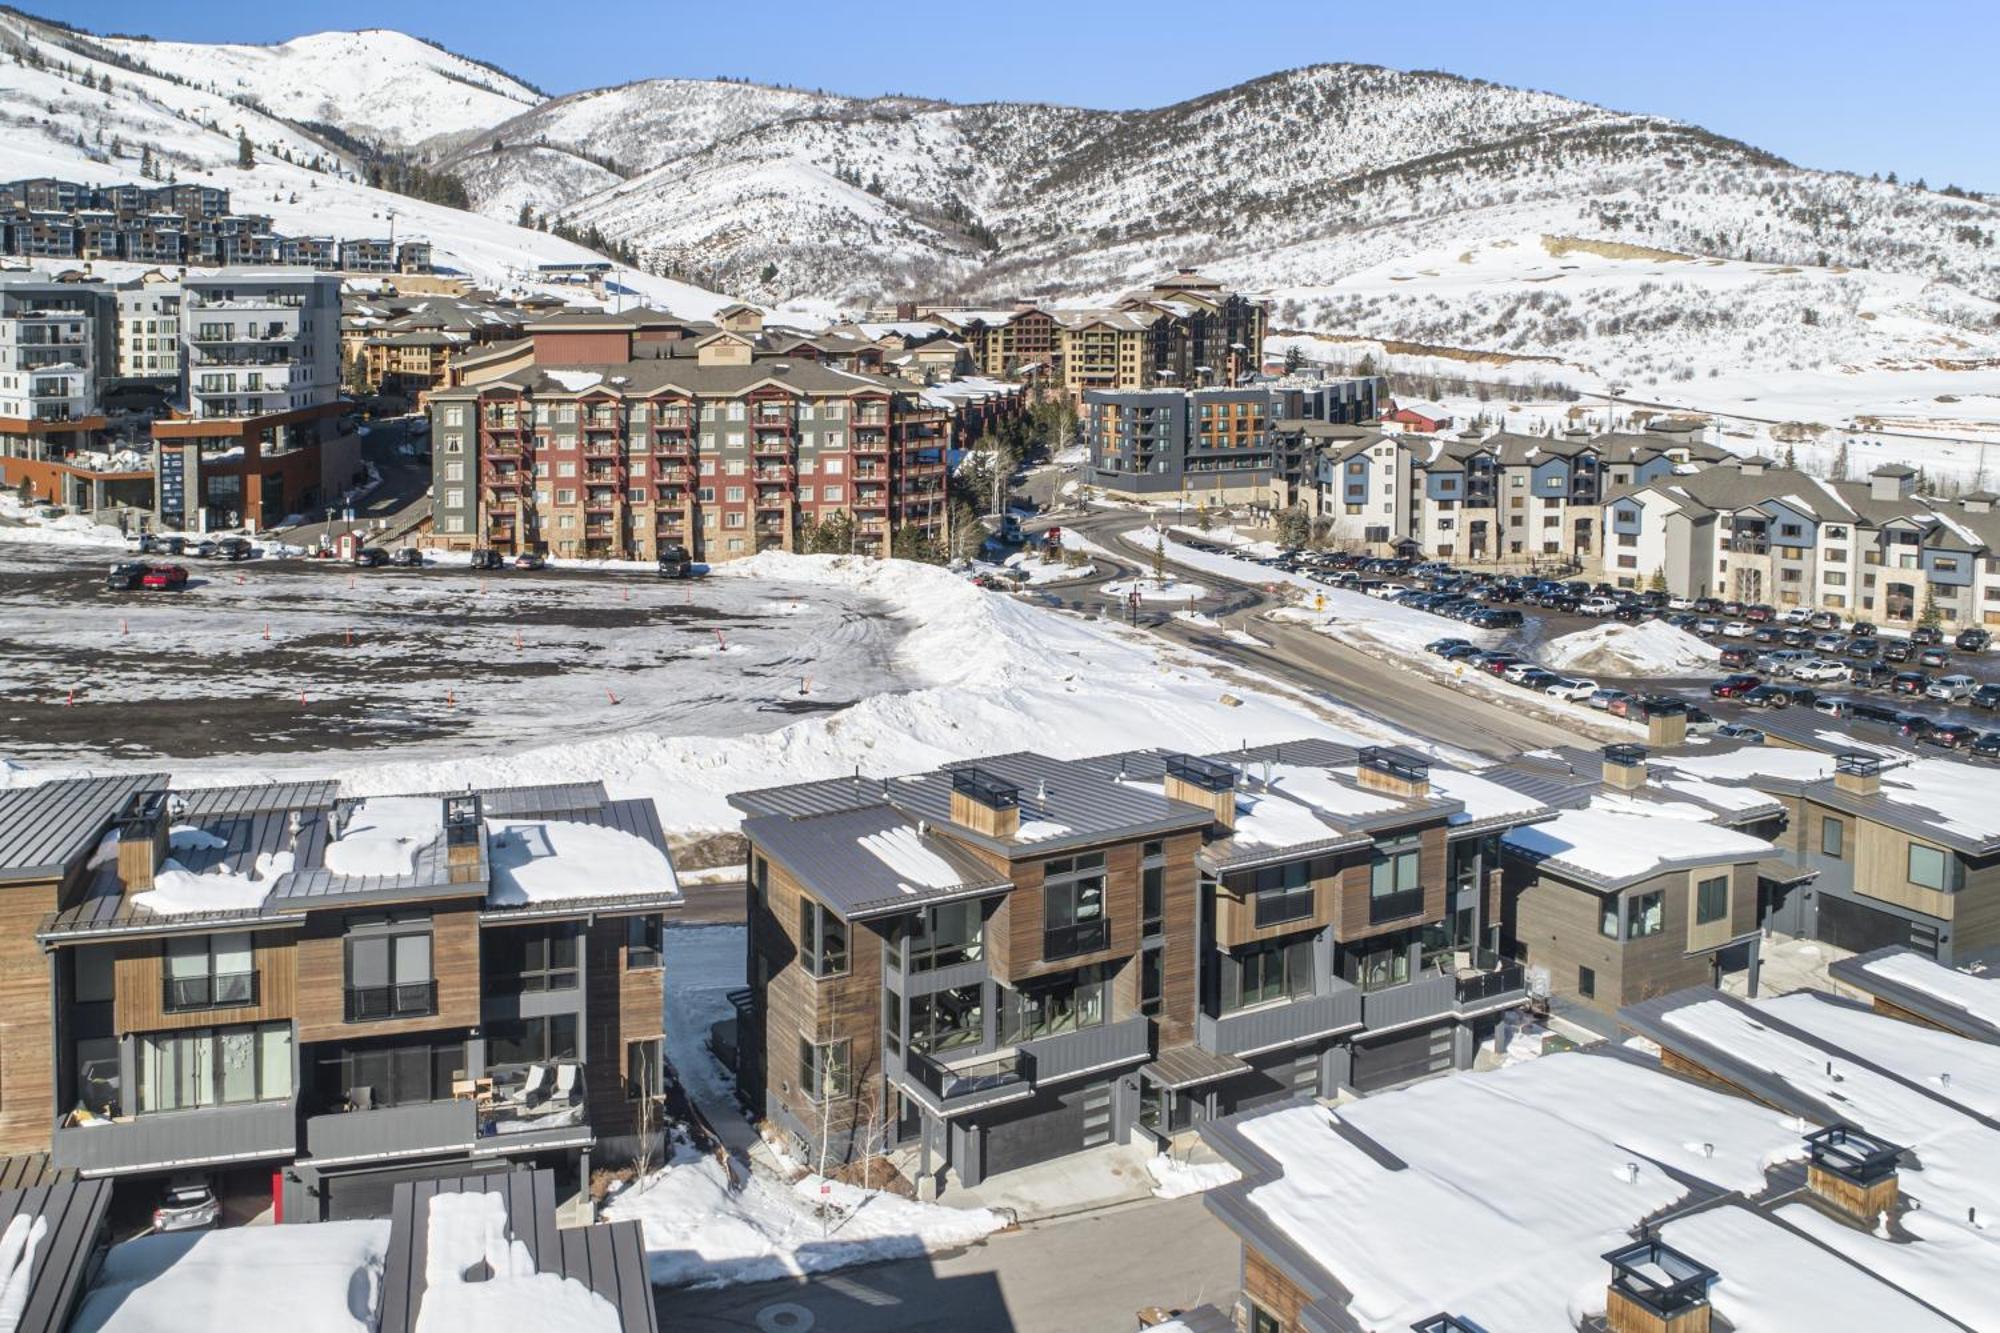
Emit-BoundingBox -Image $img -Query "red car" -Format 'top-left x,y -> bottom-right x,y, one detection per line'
1710,673 -> 1763,699
140,563 -> 188,590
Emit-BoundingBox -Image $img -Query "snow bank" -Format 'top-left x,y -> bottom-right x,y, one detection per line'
324,797 -> 442,877
71,1220 -> 389,1333
1542,621 -> 1720,677
1145,1154 -> 1241,1200
486,818 -> 680,907
1104,578 -> 1208,603
0,495 -> 127,550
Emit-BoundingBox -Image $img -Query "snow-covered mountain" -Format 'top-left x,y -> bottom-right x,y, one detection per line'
0,11 -> 732,317
95,27 -> 541,152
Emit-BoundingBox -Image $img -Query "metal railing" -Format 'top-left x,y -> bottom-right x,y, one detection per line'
1043,918 -> 1110,961
1455,963 -> 1526,1006
343,980 -> 437,1023
904,1046 -> 1028,1103
1368,886 -> 1425,925
162,972 -> 258,1012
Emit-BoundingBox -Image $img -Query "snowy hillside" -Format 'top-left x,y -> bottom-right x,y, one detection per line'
95,27 -> 540,151
0,11 -> 735,318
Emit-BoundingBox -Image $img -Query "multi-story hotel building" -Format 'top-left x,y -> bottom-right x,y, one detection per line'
0,775 -> 681,1221
427,306 -> 996,563
729,739 -> 1546,1193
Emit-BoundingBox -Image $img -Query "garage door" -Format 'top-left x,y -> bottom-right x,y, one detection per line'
1351,1024 -> 1453,1093
1817,895 -> 1938,958
321,1159 -> 509,1221
980,1085 -> 1090,1179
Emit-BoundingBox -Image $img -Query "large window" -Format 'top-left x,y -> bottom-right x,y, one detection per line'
163,932 -> 256,1011
486,1014 -> 579,1068
1369,837 -> 1424,923
136,1022 -> 292,1113
1043,853 -> 1107,959
314,1036 -> 462,1111
1908,844 -> 1950,892
797,1037 -> 851,1101
1252,860 -> 1315,928
1002,966 -> 1106,1042
1599,897 -> 1621,939
626,914 -> 664,970
1231,938 -> 1314,1009
343,912 -> 435,1022
901,900 -> 983,972
1141,840 -> 1165,938
484,924 -> 578,993
1626,890 -> 1665,939
1821,817 -> 1844,860
909,984 -> 984,1053
799,898 -> 849,978
1696,876 -> 1729,926
1140,948 -> 1163,1017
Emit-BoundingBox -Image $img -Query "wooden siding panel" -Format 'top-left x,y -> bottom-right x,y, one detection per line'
0,882 -> 58,1155
112,931 -> 297,1032
1243,1244 -> 1310,1333
1331,824 -> 1448,943
293,906 -> 481,1044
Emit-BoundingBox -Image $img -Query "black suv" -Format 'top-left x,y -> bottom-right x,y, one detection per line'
106,561 -> 149,591
1956,627 -> 1991,653
389,547 -> 423,568
469,548 -> 504,571
658,543 -> 694,579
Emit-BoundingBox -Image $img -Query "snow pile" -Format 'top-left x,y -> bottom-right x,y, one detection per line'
605,1138 -> 1005,1289
857,825 -> 967,893
1542,621 -> 1721,677
415,1193 -> 618,1333
0,1212 -> 47,1332
0,495 -> 127,550
325,797 -> 442,877
1103,578 -> 1208,603
166,825 -> 228,853
70,1220 -> 389,1333
132,849 -> 293,916
1145,1154 -> 1241,1200
998,550 -> 1091,585
1863,951 -> 2000,1030
486,818 -> 681,907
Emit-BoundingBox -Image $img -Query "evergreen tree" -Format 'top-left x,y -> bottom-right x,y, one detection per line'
1283,344 -> 1304,374
236,129 -> 253,169
517,202 -> 534,228
1152,533 -> 1167,586
1782,444 -> 1798,470
1648,567 -> 1668,593
1832,438 -> 1850,481
1919,586 -> 1943,628
1277,506 -> 1311,550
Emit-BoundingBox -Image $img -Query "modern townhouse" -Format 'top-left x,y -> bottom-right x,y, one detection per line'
1498,743 -> 1799,1018
337,238 -> 398,274
727,739 -> 1547,1194
0,774 -> 680,1223
1195,987 -> 1993,1333
1605,456 -> 2000,628
428,306 -> 1005,563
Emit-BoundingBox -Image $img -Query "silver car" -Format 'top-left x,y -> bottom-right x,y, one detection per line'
152,1177 -> 220,1233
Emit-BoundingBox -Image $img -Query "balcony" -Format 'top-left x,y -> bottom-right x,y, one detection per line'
343,980 -> 438,1024
1020,1014 -> 1151,1083
903,1046 -> 1029,1110
1454,961 -> 1527,1011
54,1097 -> 299,1175
304,1098 -> 475,1165
162,972 -> 258,1013
1043,918 -> 1110,962
1360,972 -> 1457,1031
1368,887 -> 1426,926
1198,988 -> 1362,1057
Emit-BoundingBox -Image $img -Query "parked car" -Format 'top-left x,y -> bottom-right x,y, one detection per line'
1754,649 -> 1810,676
1710,674 -> 1763,699
1806,610 -> 1842,631
1441,643 -> 1485,662
513,553 -> 547,571
1926,673 -> 1978,702
1918,646 -> 1951,669
469,548 -> 505,571
1588,688 -> 1633,711
658,543 -> 695,579
140,564 -> 188,590
1792,659 -> 1850,683
1813,696 -> 1853,718
1742,685 -> 1795,709
1973,683 -> 2000,711
1850,620 -> 1878,638
1719,646 -> 1756,670
1578,596 -> 1619,617
352,547 -> 389,568
1812,633 -> 1847,654
1924,722 -> 1979,750
1695,617 -> 1724,637
1844,638 -> 1879,660
1744,604 -> 1776,623
105,560 -> 149,591
1849,701 -> 1904,726
1517,669 -> 1560,691
1500,662 -> 1542,684
1545,677 -> 1599,702
1890,671 -> 1932,696
1899,714 -> 1939,741
1683,705 -> 1721,736
1426,638 -> 1469,656
216,536 -> 253,561
1849,662 -> 1895,689
1911,625 -> 1944,647
1973,732 -> 2000,761
1716,722 -> 1767,744
389,547 -> 424,568
191,539 -> 219,559
1956,628 -> 1991,653
1468,608 -> 1523,629
1720,620 -> 1752,638
1883,640 -> 1915,663
152,1176 -> 218,1233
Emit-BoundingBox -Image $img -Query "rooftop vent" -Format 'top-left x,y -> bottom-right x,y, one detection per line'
1357,746 -> 1430,798
1164,753 -> 1240,830
114,790 -> 169,894
1602,743 -> 1649,792
950,766 -> 1020,839
1410,1318 -> 1491,1333
1834,751 -> 1882,797
1804,1123 -> 1903,1224
1603,1238 -> 1716,1333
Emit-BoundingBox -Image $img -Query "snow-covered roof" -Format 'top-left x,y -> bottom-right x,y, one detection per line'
1504,806 -> 1771,886
324,797 -> 443,878
1861,951 -> 2000,1033
485,817 -> 681,909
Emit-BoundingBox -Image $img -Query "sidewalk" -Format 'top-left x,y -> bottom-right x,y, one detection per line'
939,1140 -> 1162,1223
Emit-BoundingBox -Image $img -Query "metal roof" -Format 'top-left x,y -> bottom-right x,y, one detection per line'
0,774 -> 166,884
380,1169 -> 657,1333
1826,946 -> 2000,1045
742,804 -> 1011,922
1145,1044 -> 1250,1091
0,1175 -> 111,1333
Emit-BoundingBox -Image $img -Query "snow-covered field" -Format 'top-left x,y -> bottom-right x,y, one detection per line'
1,547 -> 1412,836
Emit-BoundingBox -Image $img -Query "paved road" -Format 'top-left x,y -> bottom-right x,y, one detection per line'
282,418 -> 433,549
654,1195 -> 1239,1333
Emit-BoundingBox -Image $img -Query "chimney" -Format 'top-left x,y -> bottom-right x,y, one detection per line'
443,793 -> 483,883
1963,492 -> 1996,514
1646,700 -> 1689,748
1163,753 -> 1239,831
114,790 -> 169,894
949,767 -> 1020,839
1602,744 -> 1649,791
1356,747 -> 1430,799
1833,751 -> 1882,797
1869,465 -> 1916,502
1804,1124 -> 1902,1225
1737,455 -> 1769,476
1603,1239 -> 1716,1333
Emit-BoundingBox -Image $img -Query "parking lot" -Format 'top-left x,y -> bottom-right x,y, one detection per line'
0,541 -> 911,765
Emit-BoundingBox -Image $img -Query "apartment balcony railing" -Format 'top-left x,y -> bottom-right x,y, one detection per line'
1197,988 -> 1362,1057
1042,918 -> 1110,962
304,1098 -> 474,1165
903,1046 -> 1028,1109
162,972 -> 258,1013
1019,1014 -> 1152,1083
1368,886 -> 1427,926
1455,962 -> 1528,1008
54,1097 -> 299,1175
343,980 -> 437,1023
1360,972 -> 1457,1031
1729,539 -> 1770,555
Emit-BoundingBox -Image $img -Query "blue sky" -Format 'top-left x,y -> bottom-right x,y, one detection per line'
48,0 -> 1999,191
